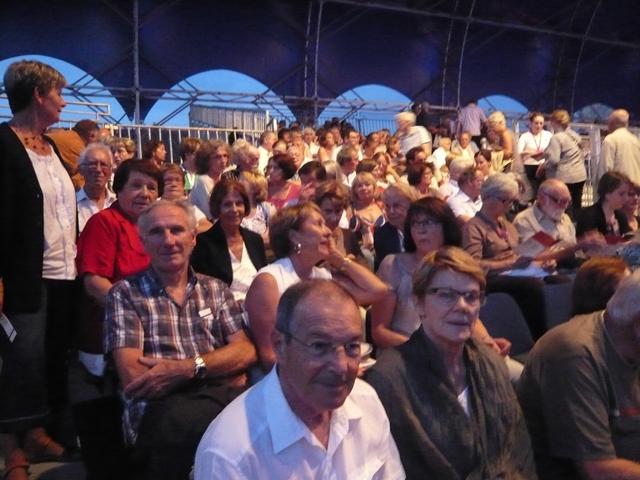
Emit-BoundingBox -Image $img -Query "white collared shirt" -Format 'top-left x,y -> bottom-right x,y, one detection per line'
77,187 -> 117,233
194,368 -> 405,480
447,189 -> 482,219
438,179 -> 459,200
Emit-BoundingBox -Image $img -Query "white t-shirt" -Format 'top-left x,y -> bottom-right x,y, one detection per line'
518,130 -> 552,165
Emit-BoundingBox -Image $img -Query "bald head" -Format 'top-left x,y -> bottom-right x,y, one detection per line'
608,109 -> 629,132
538,179 -> 570,201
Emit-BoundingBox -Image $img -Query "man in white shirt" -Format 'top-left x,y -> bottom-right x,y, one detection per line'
337,146 -> 359,188
331,127 -> 363,161
76,143 -> 116,232
257,130 -> 277,174
194,279 -> 405,480
396,111 -> 432,156
438,157 -> 473,200
447,166 -> 484,225
594,109 -> 640,196
302,126 -> 319,159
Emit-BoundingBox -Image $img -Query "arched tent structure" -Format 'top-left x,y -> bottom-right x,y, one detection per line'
2,0 -> 640,124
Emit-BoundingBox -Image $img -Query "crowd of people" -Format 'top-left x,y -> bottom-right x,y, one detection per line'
2,59 -> 640,480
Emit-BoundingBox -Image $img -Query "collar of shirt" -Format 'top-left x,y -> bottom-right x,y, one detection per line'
77,186 -> 117,204
144,265 -> 199,299
265,367 -> 364,456
533,202 -> 561,224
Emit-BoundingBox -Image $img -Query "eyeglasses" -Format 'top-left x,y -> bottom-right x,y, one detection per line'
425,287 -> 486,306
542,191 -> 571,207
495,196 -> 518,205
385,202 -> 409,212
411,219 -> 440,230
280,330 -> 362,358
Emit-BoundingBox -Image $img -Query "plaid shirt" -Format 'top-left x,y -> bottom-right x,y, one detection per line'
104,266 -> 246,444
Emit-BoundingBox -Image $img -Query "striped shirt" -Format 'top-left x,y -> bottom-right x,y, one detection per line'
104,266 -> 245,443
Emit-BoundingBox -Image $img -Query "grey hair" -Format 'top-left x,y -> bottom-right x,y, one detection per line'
275,279 -> 358,335
381,182 -> 419,204
395,111 -> 416,126
322,160 -> 343,182
480,172 -> 519,200
138,198 -> 198,239
605,269 -> 640,327
78,143 -> 113,167
449,157 -> 475,176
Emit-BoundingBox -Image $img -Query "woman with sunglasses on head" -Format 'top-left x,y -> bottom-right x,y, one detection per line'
463,173 -> 565,340
366,247 -> 536,480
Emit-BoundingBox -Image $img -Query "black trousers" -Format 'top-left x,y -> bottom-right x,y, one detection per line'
134,383 -> 246,480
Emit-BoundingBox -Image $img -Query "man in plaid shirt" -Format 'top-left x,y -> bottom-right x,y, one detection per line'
104,199 -> 256,480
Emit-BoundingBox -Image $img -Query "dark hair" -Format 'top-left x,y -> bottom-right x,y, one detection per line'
298,161 -> 327,181
571,257 -> 628,316
403,197 -> 461,252
356,159 -> 377,174
142,140 -> 164,161
475,149 -> 492,161
405,146 -> 424,164
341,126 -> 357,140
3,60 -> 67,114
314,181 -> 350,210
529,111 -> 544,123
407,162 -> 434,186
178,137 -> 202,161
276,279 -> 358,335
208,179 -> 251,219
270,153 -> 298,180
277,128 -> 291,140
269,203 -> 322,259
112,160 -> 163,196
160,162 -> 185,185
72,120 -> 100,140
597,171 -> 630,199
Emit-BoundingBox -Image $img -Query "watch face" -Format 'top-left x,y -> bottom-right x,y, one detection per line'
195,357 -> 207,379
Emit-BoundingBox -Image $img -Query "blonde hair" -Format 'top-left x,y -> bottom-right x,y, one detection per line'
239,171 -> 268,203
351,171 -> 379,202
550,109 -> 571,129
487,111 -> 506,126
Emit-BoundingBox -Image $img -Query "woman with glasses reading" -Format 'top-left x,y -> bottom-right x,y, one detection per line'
366,247 -> 536,480
463,173 -> 564,339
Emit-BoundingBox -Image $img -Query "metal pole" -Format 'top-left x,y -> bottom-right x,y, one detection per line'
456,0 -> 476,107
133,0 -> 141,125
314,1 -> 324,124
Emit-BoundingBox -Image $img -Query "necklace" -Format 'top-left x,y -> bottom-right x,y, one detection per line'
10,124 -> 50,154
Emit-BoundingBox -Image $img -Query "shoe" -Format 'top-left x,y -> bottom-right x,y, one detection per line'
2,461 -> 29,480
24,437 -> 82,464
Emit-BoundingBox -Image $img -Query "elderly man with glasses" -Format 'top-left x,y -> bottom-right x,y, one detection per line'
194,279 -> 405,480
76,143 -> 116,233
513,179 -> 606,269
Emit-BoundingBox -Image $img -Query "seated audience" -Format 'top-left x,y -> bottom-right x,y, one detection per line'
514,179 -> 605,268
190,140 -> 231,219
76,160 -> 161,377
372,198 -> 462,348
407,162 -> 438,198
452,131 -> 476,160
238,171 -> 276,243
297,160 -> 326,203
272,138 -> 287,156
429,136 -> 452,175
178,137 -> 201,194
373,151 -> 401,188
475,148 -> 494,179
190,180 -> 267,304
374,183 -> 418,269
315,181 -> 364,264
257,130 -> 276,173
244,203 -> 386,373
570,256 -> 629,317
336,146 -> 359,188
141,139 -> 167,166
367,247 -> 536,480
76,143 -> 116,233
362,131 -> 380,158
104,199 -> 256,480
576,171 -> 632,238
446,165 -> 483,225
438,157 -> 473,200
223,141 -> 260,180
622,180 -> 640,231
266,153 -> 301,210
194,280 -> 404,480
316,129 -> 336,163
462,173 -> 563,339
350,171 -> 385,250
160,163 -> 212,233
517,269 -> 640,480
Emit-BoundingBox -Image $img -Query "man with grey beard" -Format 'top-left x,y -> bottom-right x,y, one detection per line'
513,178 -> 605,267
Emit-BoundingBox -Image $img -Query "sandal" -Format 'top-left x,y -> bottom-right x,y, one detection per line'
2,461 -> 29,480
24,437 -> 81,464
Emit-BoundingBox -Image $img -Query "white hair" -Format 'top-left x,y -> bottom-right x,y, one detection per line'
138,199 -> 197,239
395,111 -> 416,126
480,172 -> 519,199
78,142 -> 113,167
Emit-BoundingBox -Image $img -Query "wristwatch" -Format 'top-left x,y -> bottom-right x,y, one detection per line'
194,355 -> 207,379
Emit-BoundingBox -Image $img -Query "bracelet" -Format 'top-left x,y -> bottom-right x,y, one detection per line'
339,257 -> 352,272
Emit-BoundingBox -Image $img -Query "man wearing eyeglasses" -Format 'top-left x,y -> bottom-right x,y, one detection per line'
76,143 -> 116,233
194,279 -> 405,480
513,179 -> 605,267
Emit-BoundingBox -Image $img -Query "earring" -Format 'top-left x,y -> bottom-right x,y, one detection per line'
294,243 -> 302,254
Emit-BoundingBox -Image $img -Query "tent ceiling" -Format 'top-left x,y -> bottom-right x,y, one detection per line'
2,0 -> 638,122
